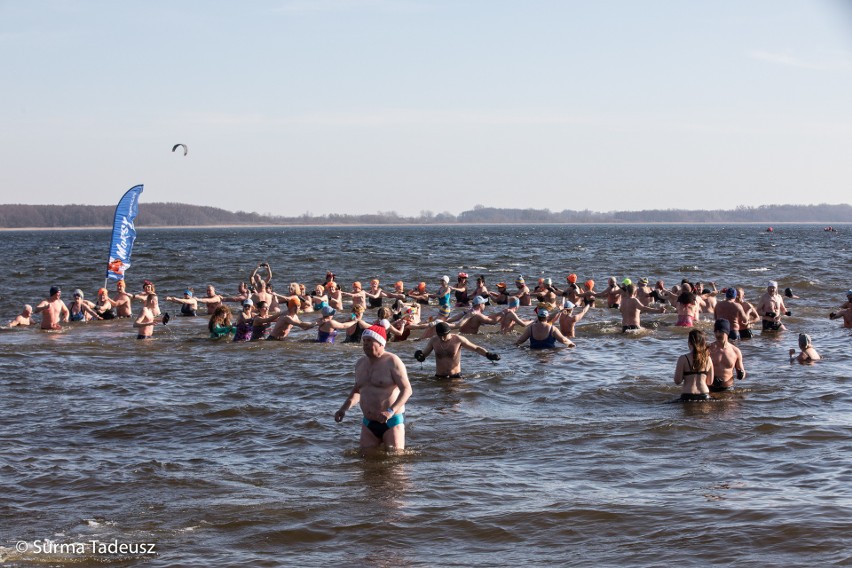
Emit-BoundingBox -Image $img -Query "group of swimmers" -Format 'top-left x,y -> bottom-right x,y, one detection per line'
7,264 -> 851,373
7,265 -> 851,450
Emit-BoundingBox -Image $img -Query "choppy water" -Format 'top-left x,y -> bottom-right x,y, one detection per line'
1,224 -> 850,567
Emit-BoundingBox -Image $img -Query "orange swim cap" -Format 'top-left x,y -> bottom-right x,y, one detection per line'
585,279 -> 595,290
567,274 -> 577,284
417,282 -> 426,291
353,281 -> 362,291
395,281 -> 404,290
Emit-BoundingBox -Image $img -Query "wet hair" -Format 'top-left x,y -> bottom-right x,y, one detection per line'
688,330 -> 709,374
677,291 -> 696,306
376,306 -> 392,320
209,306 -> 232,332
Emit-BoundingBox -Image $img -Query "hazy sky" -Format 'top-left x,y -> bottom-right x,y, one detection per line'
2,0 -> 851,217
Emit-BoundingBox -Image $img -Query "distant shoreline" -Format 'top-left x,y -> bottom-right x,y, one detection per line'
0,221 -> 848,231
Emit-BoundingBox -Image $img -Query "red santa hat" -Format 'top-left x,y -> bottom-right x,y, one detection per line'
362,324 -> 387,347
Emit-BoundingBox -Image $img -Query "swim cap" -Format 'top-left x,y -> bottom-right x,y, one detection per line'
116,280 -> 125,289
784,287 -> 793,298
362,324 -> 387,346
287,297 -> 301,311
418,282 -> 426,291
472,296 -> 486,306
544,278 -> 552,287
567,274 -> 577,284
622,278 -> 633,286
798,333 -> 811,350
321,306 -> 336,317
508,297 -> 520,307
98,287 -> 108,296
438,304 -> 451,317
639,277 -> 649,285
458,272 -> 468,279
585,279 -> 595,291
847,290 -> 852,296
497,282 -> 507,290
441,275 -> 450,283
537,308 -> 549,318
50,286 -> 61,296
353,281 -> 362,290
516,275 -> 525,285
242,298 -> 253,307
725,288 -> 737,299
395,281 -> 404,290
73,289 -> 84,299
184,289 -> 193,297
768,281 -> 778,288
713,318 -> 731,334
563,301 -> 575,310
435,322 -> 451,336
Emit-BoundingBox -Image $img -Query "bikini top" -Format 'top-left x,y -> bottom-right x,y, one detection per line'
682,355 -> 709,376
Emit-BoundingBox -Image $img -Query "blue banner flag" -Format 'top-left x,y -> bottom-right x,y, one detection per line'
105,184 -> 143,282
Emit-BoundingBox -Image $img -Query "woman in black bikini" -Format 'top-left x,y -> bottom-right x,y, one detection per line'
673,329 -> 715,401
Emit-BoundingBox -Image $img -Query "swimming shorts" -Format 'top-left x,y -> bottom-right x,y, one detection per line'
739,329 -> 753,339
728,329 -> 741,341
762,319 -> 783,331
136,334 -> 152,340
680,393 -> 711,402
610,304 -> 620,309
362,413 -> 404,440
709,377 -> 733,392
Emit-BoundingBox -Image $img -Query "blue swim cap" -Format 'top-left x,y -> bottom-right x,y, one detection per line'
508,297 -> 520,307
184,289 -> 193,297
322,306 -> 336,317
725,287 -> 737,299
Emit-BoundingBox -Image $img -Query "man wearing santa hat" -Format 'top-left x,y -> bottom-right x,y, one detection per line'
334,323 -> 413,452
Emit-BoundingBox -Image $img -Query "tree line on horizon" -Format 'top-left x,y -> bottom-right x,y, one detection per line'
0,202 -> 850,228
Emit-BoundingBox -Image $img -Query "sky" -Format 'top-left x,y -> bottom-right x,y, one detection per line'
2,0 -> 851,217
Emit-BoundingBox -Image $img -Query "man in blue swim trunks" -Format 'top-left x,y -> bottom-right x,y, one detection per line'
335,324 -> 413,452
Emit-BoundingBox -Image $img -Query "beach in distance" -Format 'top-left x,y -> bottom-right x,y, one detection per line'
0,223 -> 850,566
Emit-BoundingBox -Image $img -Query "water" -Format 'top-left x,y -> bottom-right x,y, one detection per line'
1,224 -> 850,567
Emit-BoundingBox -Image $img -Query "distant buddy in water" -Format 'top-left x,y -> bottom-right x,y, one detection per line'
171,143 -> 188,156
